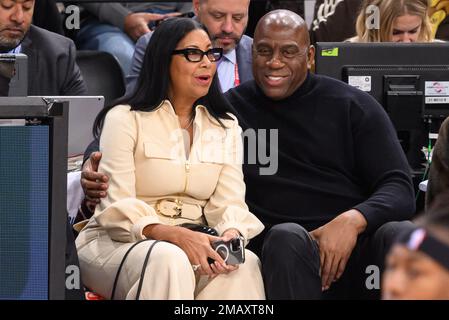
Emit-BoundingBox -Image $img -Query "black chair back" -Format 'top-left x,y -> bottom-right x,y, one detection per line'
76,50 -> 125,106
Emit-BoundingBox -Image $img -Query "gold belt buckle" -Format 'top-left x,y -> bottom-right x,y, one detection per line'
156,199 -> 183,218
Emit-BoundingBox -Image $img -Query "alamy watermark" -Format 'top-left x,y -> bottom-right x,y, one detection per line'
64,5 -> 80,30
365,5 -> 380,30
365,265 -> 380,290
168,127 -> 279,176
66,265 -> 81,290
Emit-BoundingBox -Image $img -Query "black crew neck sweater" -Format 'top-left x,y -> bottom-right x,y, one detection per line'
225,73 -> 415,233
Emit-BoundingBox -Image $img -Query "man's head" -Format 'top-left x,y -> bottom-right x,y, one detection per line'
193,0 -> 249,53
0,0 -> 34,52
252,10 -> 314,101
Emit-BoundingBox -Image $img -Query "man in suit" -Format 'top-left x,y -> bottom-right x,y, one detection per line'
126,0 -> 252,93
0,0 -> 86,95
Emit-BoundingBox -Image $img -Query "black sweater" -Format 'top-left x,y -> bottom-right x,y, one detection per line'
226,73 -> 415,233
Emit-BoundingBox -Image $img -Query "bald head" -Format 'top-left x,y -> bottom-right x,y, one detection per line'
254,10 -> 310,47
251,9 -> 314,100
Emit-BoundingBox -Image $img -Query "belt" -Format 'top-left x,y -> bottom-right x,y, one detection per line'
155,199 -> 203,220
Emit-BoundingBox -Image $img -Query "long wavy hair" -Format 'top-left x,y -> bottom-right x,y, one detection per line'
93,17 -> 232,138
354,0 -> 432,42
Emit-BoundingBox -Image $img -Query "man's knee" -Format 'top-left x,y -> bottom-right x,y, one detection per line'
261,224 -> 321,299
371,221 -> 416,269
262,223 -> 317,259
375,221 -> 415,245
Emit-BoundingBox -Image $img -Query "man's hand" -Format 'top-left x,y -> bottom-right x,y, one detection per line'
123,12 -> 166,41
310,209 -> 367,291
81,151 -> 109,211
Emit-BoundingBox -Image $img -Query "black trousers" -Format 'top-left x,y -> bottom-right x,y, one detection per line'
247,221 -> 415,299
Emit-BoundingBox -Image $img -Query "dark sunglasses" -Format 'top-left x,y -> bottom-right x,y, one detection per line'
172,48 -> 223,62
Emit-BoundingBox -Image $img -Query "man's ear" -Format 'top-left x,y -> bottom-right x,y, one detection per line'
307,45 -> 315,70
192,0 -> 201,16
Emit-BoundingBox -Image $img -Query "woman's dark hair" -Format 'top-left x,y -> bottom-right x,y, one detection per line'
93,17 -> 233,138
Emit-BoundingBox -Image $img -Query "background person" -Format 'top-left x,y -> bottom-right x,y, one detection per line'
383,192 -> 449,300
127,0 -> 253,93
0,0 -> 86,95
349,0 -> 433,42
74,2 -> 192,74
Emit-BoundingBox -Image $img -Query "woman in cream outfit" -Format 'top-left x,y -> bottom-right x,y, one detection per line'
76,18 -> 265,300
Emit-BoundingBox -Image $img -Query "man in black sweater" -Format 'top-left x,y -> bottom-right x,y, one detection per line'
224,10 -> 415,299
228,10 -> 415,299
81,10 -> 416,299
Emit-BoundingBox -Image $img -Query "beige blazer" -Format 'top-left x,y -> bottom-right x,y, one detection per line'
77,100 -> 264,247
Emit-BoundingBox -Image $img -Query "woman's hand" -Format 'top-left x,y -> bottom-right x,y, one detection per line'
143,224 -> 232,277
174,227 -> 227,277
209,229 -> 242,275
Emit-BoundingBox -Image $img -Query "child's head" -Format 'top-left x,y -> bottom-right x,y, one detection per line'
382,192 -> 449,299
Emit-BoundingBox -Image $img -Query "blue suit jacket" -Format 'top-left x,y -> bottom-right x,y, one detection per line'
125,31 -> 253,94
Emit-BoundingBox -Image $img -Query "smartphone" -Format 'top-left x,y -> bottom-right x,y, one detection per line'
150,11 -> 195,30
177,11 -> 195,19
211,237 -> 245,265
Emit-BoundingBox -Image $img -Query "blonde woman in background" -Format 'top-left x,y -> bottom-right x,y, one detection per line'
349,0 -> 433,42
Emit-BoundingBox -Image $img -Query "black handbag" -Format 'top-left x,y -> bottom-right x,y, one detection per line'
111,223 -> 218,299
179,223 -> 218,236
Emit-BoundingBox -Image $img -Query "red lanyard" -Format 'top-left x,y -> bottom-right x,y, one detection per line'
234,62 -> 240,87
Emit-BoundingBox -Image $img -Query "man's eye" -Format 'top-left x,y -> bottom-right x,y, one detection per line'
283,49 -> 298,58
407,269 -> 420,279
24,0 -> 33,9
1,0 -> 14,8
257,48 -> 271,56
